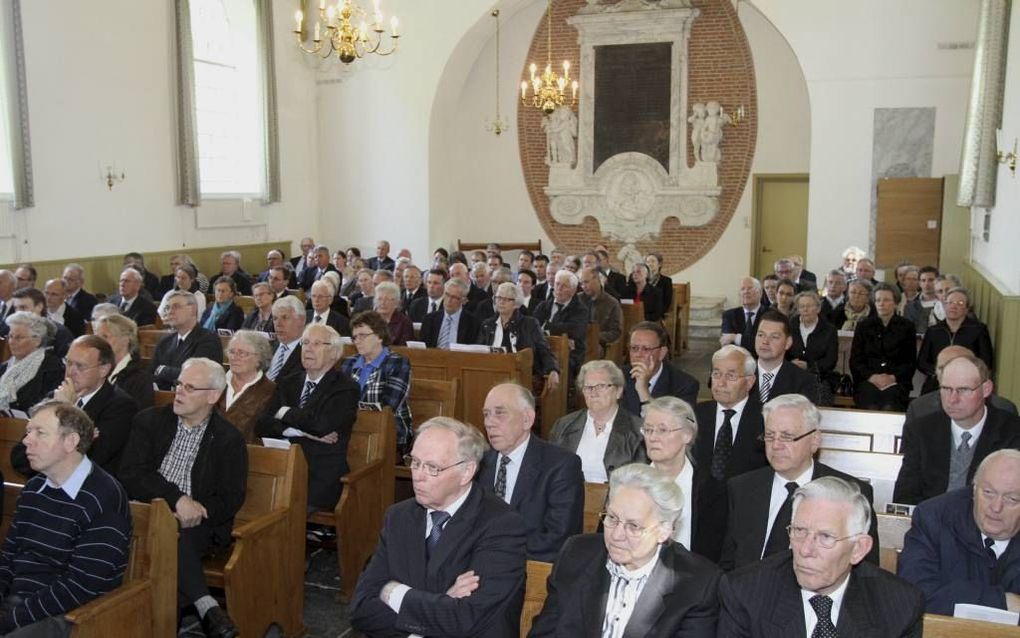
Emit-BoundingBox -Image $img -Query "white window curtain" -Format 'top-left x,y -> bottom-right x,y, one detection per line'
957,0 -> 1011,208
0,0 -> 33,210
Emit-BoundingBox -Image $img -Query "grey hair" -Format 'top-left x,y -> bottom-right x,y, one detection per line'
96,314 -> 139,352
794,290 -> 821,309
774,258 -> 794,270
944,286 -> 971,307
842,246 -> 866,260
712,344 -> 756,376
555,269 -> 579,289
321,271 -> 341,292
445,278 -> 469,296
577,359 -> 625,391
91,302 -> 121,321
311,279 -> 337,298
489,382 -> 535,411
374,281 -> 400,304
791,476 -> 871,536
302,323 -> 343,360
272,295 -> 306,317
495,282 -> 521,306
744,276 -> 762,292
220,250 -> 242,263
119,268 -> 142,282
228,330 -> 274,371
762,393 -> 821,431
848,278 -> 873,297
471,262 -> 489,276
166,290 -> 197,307
826,269 -> 847,281
609,463 -> 684,529
6,311 -> 48,341
64,263 -> 85,278
181,357 -> 227,391
313,244 -> 330,256
0,270 -> 14,286
974,449 -> 1020,485
644,396 -> 697,439
251,281 -> 271,295
417,417 -> 489,468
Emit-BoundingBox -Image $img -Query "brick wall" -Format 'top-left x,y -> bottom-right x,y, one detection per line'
516,0 -> 757,272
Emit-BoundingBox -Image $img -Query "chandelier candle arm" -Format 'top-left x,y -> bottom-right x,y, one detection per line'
294,0 -> 400,64
521,0 -> 578,114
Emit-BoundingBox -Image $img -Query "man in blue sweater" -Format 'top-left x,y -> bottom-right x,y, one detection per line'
0,400 -> 131,635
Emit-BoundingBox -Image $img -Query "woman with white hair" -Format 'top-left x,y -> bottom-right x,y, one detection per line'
476,281 -> 560,391
373,281 -> 414,346
0,312 -> 64,412
218,330 -> 276,442
642,396 -> 701,551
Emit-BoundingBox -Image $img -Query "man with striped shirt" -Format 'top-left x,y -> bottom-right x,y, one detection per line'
0,400 -> 131,635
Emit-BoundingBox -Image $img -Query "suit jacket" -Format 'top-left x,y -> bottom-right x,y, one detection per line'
718,550 -> 923,637
476,311 -> 558,377
240,308 -> 275,333
200,303 -> 244,332
306,309 -> 351,337
586,293 -> 623,355
476,436 -> 583,562
0,351 -> 64,412
849,314 -> 916,388
621,361 -> 700,417
720,306 -> 765,357
273,341 -> 305,381
401,287 -> 427,313
893,405 -> 1020,505
256,369 -> 359,510
905,390 -> 1018,422
409,296 -> 443,323
690,400 -> 768,562
56,302 -> 87,338
366,256 -> 395,272
623,282 -> 664,322
212,271 -> 253,296
120,406 -> 247,546
353,295 -> 375,314
217,374 -> 276,443
532,282 -> 553,306
788,317 -> 838,377
150,327 -> 224,390
299,264 -> 338,292
549,408 -> 647,480
466,283 -> 492,315
66,289 -> 98,321
421,309 -> 479,348
529,536 -> 721,638
917,316 -> 995,393
898,487 -> 1020,615
108,294 -> 158,326
750,361 -> 820,405
650,274 -> 674,313
819,295 -> 845,326
110,355 -> 154,409
350,486 -> 527,638
532,297 -> 588,375
604,270 -> 628,299
720,463 -> 880,571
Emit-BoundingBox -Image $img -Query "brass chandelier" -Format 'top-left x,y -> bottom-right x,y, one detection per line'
521,0 -> 577,114
294,0 -> 400,64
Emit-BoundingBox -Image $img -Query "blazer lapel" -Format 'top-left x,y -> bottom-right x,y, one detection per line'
510,439 -> 541,508
622,546 -> 674,638
560,411 -> 586,452
604,411 -> 634,474
401,503 -> 429,588
578,551 -> 611,637
763,563 -> 806,637
835,572 -> 879,636
426,485 -> 481,577
650,364 -> 671,397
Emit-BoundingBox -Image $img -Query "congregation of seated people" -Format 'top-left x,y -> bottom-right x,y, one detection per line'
0,238 -> 1016,637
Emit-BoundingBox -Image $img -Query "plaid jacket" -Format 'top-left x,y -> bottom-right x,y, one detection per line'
340,351 -> 413,445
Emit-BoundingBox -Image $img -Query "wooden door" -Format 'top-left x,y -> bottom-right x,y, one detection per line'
752,175 -> 810,278
875,178 -> 943,270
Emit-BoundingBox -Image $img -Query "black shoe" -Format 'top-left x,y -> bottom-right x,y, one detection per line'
306,523 -> 337,543
201,606 -> 239,638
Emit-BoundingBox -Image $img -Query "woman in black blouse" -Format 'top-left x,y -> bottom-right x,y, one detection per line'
849,283 -> 916,410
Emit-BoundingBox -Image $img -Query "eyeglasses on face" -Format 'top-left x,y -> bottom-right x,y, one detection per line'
710,370 -> 747,382
787,524 -> 860,549
351,332 -> 377,342
599,512 -> 662,539
580,383 -> 616,394
629,345 -> 662,354
226,349 -> 255,358
758,428 -> 817,444
640,426 -> 685,437
939,385 -> 978,398
171,381 -> 216,394
402,455 -> 467,477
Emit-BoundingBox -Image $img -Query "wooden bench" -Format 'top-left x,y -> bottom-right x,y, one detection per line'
0,418 -> 28,484
584,322 -> 623,367
520,560 -> 552,637
203,444 -> 308,638
396,379 -> 461,487
818,407 -> 905,453
457,240 -> 542,254
619,301 -> 645,358
541,335 -> 571,438
818,448 -> 903,512
876,512 -> 912,573
307,408 -> 395,602
138,329 -> 172,361
672,282 -> 690,353
923,613 -> 1020,637
235,295 -> 255,315
1,484 -> 178,638
153,391 -> 175,408
583,482 -> 609,534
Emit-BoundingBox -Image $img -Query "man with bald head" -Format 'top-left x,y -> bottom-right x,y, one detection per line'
894,353 -> 1020,505
905,345 -> 1017,422
108,268 -> 158,326
899,449 -> 1020,615
721,277 -> 765,354
62,263 -> 98,320
44,278 -> 86,337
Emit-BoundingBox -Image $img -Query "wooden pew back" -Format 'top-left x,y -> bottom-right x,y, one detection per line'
235,295 -> 255,315
153,391 -> 175,408
541,335 -> 570,438
818,407 -> 905,453
520,560 -> 552,638
0,418 -> 28,484
583,482 -> 609,534
408,377 -> 461,431
138,330 -> 172,361
818,448 -> 903,512
923,614 -> 1020,637
876,512 -> 912,573
672,282 -> 690,353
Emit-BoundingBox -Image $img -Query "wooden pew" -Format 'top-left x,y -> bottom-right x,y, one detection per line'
309,408 -> 395,602
203,445 -> 308,638
153,391 -> 175,408
818,407 -> 905,453
672,282 -> 690,353
876,512 -> 912,573
1,485 -> 178,638
817,448 -> 903,512
396,379 -> 460,487
583,482 -> 608,534
458,240 -> 542,254
138,329 -> 171,362
619,301 -> 645,358
541,335 -> 571,439
0,418 -> 28,484
235,295 -> 255,315
520,560 -> 553,638
584,322 -> 623,367
923,614 -> 1020,637
285,288 -> 305,302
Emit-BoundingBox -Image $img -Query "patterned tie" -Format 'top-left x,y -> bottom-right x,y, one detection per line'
809,594 -> 837,638
268,344 -> 288,380
760,371 -> 775,403
438,314 -> 453,349
426,510 -> 451,560
959,431 -> 972,452
494,455 -> 511,501
711,409 -> 736,481
314,315 -> 322,323
299,380 -> 316,407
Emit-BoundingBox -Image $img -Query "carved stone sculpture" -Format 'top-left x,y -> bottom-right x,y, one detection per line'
698,100 -> 731,163
542,106 -> 578,167
618,243 -> 644,277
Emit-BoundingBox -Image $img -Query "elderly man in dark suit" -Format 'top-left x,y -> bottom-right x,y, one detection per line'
149,291 -> 223,390
529,463 -> 721,637
257,323 -> 359,512
108,268 -> 157,326
532,269 -> 588,378
421,278 -> 479,349
477,383 -> 583,562
750,310 -> 819,405
42,279 -> 86,337
299,245 -> 338,292
266,296 -> 307,382
306,280 -> 350,337
366,240 -> 396,272
61,263 -> 98,322
351,417 -> 527,637
720,276 -> 765,354
690,345 -> 768,562
719,476 -> 924,637
621,321 -> 699,416
721,394 -> 879,571
893,353 -> 1020,505
898,449 -> 1020,616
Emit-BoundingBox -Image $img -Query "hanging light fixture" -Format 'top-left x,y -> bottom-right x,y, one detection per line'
486,9 -> 509,136
521,0 -> 578,115
293,0 -> 400,65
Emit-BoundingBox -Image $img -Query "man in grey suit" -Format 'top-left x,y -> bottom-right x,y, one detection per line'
719,476 -> 924,637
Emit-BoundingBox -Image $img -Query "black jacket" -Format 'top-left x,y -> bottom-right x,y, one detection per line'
788,317 -> 838,378
531,296 -> 588,375
621,361 -> 699,417
110,355 -> 155,409
916,316 -> 995,393
199,303 -> 244,332
0,351 -> 64,412
150,328 -> 224,390
477,311 -> 558,377
421,309 -> 479,349
850,314 -> 916,388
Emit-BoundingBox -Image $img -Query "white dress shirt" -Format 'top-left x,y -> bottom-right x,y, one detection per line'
602,552 -> 660,638
762,463 -> 814,557
576,409 -> 617,483
714,396 -> 750,445
493,435 -> 530,503
951,406 -> 987,449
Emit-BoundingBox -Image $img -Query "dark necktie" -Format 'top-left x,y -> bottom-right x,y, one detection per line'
984,536 -> 998,562
763,481 -> 800,557
549,303 -> 563,325
743,310 -> 754,345
809,595 -> 837,638
501,323 -> 513,351
121,300 -> 129,312
426,510 -> 451,560
429,300 -> 438,314
177,337 -> 186,351
75,398 -> 84,409
314,315 -> 322,323
299,380 -> 315,407
494,455 -> 511,500
711,409 -> 736,481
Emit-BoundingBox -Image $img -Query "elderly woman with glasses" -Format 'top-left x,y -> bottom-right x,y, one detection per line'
94,314 -> 155,409
0,312 -> 64,413
916,286 -> 994,394
831,279 -> 874,331
641,396 -> 702,552
340,311 -> 413,455
373,281 -> 414,346
477,281 -> 560,392
201,276 -> 244,333
529,463 -> 721,636
549,360 -> 646,483
623,262 -> 664,322
218,330 -> 276,442
157,262 -> 206,320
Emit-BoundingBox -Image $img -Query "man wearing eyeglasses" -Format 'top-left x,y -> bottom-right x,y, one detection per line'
894,353 -> 1020,505
529,463 -> 721,636
720,394 -> 879,571
150,290 -> 224,390
351,417 -> 527,638
121,358 -> 247,638
621,321 -> 699,416
256,323 -> 359,514
420,278 -> 479,349
719,476 -> 923,637
533,270 -> 588,378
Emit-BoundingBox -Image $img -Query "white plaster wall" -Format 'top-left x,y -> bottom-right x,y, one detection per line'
749,0 -> 980,271
969,4 -> 1020,295
1,0 -> 320,264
